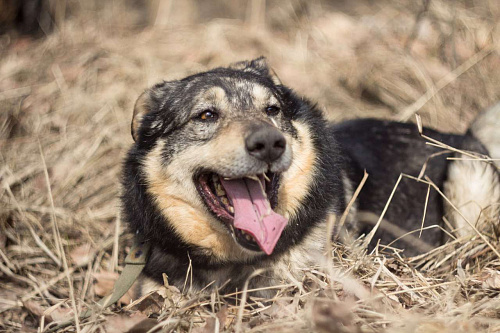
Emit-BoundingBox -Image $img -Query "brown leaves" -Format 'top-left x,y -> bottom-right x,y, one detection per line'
22,300 -> 72,325
192,306 -> 228,333
102,286 -> 182,332
478,269 -> 500,290
69,243 -> 95,267
127,291 -> 164,317
103,313 -> 157,333
262,297 -> 300,320
125,285 -> 182,315
93,271 -> 135,305
22,300 -> 46,318
312,300 -> 361,333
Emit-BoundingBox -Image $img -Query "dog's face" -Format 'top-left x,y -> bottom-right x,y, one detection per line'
131,58 -> 318,263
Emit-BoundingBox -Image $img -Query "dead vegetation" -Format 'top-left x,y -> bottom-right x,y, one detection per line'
1,0 -> 500,332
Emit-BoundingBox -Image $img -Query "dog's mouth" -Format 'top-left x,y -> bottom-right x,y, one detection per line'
195,172 -> 287,255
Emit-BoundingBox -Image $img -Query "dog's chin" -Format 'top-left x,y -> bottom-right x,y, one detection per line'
194,171 -> 281,253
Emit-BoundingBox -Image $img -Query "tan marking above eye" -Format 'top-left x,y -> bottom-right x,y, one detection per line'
248,83 -> 279,110
201,86 -> 228,110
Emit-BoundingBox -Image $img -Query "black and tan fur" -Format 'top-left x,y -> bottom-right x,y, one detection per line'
122,57 -> 500,296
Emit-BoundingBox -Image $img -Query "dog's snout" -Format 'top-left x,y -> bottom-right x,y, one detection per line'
245,126 -> 286,163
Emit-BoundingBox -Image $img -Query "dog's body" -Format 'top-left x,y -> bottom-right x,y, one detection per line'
122,58 -> 500,296
333,119 -> 494,254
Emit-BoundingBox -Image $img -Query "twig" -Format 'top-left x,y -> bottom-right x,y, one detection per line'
358,211 -> 435,253
404,173 -> 500,259
385,281 -> 457,296
335,170 -> 369,236
398,46 -> 494,121
0,87 -> 31,101
108,213 -> 121,272
2,176 -> 62,267
362,174 -> 403,249
235,268 -> 267,333
38,140 -> 81,333
376,257 -> 420,301
419,185 -> 431,237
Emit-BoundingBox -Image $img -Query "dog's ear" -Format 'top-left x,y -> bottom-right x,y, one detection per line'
132,82 -> 187,142
229,56 -> 282,85
131,90 -> 153,142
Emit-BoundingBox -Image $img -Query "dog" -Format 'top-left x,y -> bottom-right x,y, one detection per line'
121,57 -> 500,296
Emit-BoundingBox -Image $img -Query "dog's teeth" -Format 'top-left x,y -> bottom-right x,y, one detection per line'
221,197 -> 229,205
215,185 -> 226,196
239,230 -> 254,242
228,206 -> 234,213
212,174 -> 223,187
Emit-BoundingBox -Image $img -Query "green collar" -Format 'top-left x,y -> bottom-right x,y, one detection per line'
46,241 -> 151,332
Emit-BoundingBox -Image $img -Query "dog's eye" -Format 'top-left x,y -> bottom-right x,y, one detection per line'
265,105 -> 280,116
197,110 -> 219,122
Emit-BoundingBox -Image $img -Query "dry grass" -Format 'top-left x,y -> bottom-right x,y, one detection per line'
1,0 -> 500,332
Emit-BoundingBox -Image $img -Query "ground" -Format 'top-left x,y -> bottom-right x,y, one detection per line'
1,0 -> 500,332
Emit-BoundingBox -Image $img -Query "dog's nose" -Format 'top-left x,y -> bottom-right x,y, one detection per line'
245,126 -> 286,163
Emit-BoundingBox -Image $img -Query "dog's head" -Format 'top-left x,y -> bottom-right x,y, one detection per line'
129,57 -> 320,263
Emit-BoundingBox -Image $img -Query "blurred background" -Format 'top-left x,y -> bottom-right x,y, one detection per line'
0,0 -> 499,331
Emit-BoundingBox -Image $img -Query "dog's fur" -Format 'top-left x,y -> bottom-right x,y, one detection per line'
122,57 -> 500,296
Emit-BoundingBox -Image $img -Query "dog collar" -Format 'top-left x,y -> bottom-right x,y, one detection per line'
46,240 -> 151,332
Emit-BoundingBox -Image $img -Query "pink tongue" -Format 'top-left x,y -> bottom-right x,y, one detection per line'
220,176 -> 287,255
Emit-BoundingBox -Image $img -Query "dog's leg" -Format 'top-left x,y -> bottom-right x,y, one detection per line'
469,102 -> 500,166
444,135 -> 500,238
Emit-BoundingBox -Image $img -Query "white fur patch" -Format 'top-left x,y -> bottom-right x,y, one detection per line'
444,157 -> 500,238
139,275 -> 163,296
267,219 -> 329,286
